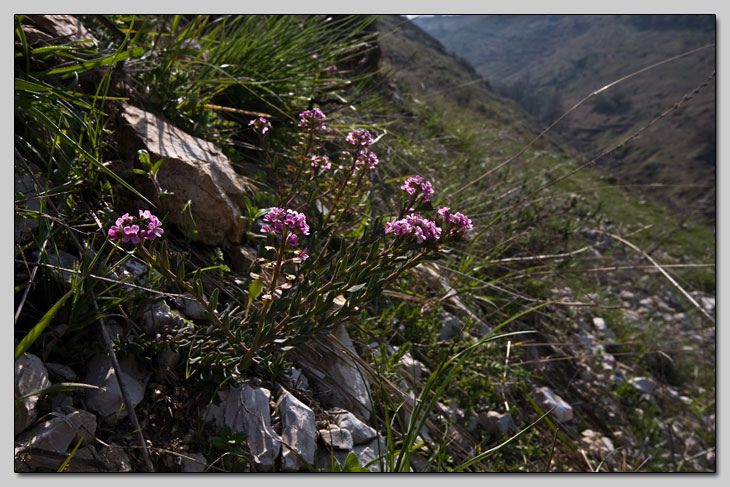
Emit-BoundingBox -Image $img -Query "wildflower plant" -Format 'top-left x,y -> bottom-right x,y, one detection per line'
105,96 -> 476,381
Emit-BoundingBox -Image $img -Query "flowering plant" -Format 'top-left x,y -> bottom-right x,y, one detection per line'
401,175 -> 434,202
249,117 -> 272,135
108,210 -> 164,244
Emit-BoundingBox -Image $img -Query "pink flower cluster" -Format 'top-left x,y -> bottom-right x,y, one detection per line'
437,207 -> 473,238
385,213 -> 442,244
261,207 -> 310,247
346,128 -> 375,148
108,210 -> 164,244
310,154 -> 332,169
401,176 -> 434,202
249,117 -> 272,135
355,150 -> 379,171
298,108 -> 327,131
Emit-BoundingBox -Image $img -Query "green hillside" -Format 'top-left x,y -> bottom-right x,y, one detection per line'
14,14 -> 714,473
414,14 -> 716,224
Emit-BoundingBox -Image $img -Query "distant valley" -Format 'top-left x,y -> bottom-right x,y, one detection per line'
414,15 -> 716,224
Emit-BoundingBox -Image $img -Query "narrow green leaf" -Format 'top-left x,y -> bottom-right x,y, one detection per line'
249,278 -> 263,301
137,149 -> 151,167
15,382 -> 105,406
57,435 -> 85,472
36,47 -> 144,76
208,288 -> 219,313
26,106 -> 152,206
15,288 -> 74,360
346,283 -> 366,293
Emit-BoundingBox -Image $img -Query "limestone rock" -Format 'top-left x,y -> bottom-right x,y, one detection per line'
18,407 -> 97,454
329,408 -> 377,445
319,427 -> 354,451
276,387 -> 316,472
629,376 -> 656,395
180,293 -> 208,321
24,15 -> 96,44
581,429 -> 615,461
218,384 -> 281,472
438,313 -> 464,341
290,324 -> 372,421
396,352 -> 430,384
180,452 -> 208,473
142,300 -> 178,333
15,353 -> 51,433
532,386 -> 574,422
83,354 -> 151,422
352,435 -> 387,472
120,103 -> 251,246
479,411 -> 516,436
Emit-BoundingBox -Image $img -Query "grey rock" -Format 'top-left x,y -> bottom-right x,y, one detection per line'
329,408 -> 377,445
290,324 -> 372,421
45,362 -> 78,382
142,300 -> 177,333
592,317 -> 608,333
120,103 -> 251,246
352,435 -> 387,472
629,376 -> 656,395
284,367 -> 310,392
319,427 -> 354,451
40,249 -> 79,286
599,354 -> 617,371
120,258 -> 148,277
479,411 -> 516,435
181,293 -> 209,320
581,429 -> 615,459
277,387 -> 316,472
619,290 -> 635,301
438,313 -> 464,341
24,14 -> 97,44
532,386 -> 574,422
396,352 -> 430,384
180,452 -> 207,473
15,353 -> 51,433
83,354 -> 150,422
700,296 -> 715,315
18,407 -> 97,453
220,384 -> 281,472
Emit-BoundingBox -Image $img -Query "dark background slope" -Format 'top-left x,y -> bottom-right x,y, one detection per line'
414,14 -> 716,224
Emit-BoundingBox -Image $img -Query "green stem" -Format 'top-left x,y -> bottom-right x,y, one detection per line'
136,243 -> 250,355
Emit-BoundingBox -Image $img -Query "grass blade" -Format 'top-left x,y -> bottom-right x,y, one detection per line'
15,288 -> 75,361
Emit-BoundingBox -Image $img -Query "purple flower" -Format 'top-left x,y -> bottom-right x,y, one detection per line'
437,207 -> 473,239
249,117 -> 272,135
355,150 -> 379,171
298,248 -> 309,261
385,213 -> 441,244
109,210 -> 164,244
346,128 -> 374,148
401,176 -> 434,202
260,207 -> 310,247
310,154 -> 332,169
122,225 -> 141,244
326,64 -> 338,72
298,108 -> 327,131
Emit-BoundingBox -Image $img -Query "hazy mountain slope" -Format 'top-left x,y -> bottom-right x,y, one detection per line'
414,14 -> 716,223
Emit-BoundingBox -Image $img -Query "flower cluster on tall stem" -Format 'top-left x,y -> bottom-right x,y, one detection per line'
108,210 -> 164,244
249,117 -> 272,136
437,207 -> 473,239
401,176 -> 434,202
